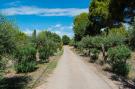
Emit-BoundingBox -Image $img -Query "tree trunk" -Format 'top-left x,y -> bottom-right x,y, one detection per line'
101,44 -> 107,63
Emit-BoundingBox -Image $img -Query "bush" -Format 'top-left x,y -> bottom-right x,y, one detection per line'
39,45 -> 50,63
91,36 -> 103,48
37,31 -> 62,63
15,61 -> 36,73
14,45 -> 37,73
90,48 -> 100,62
39,40 -> 57,62
103,34 -> 125,48
107,45 -> 131,76
62,35 -> 70,45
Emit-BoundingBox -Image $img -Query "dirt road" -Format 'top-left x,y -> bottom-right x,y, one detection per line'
36,46 -> 118,89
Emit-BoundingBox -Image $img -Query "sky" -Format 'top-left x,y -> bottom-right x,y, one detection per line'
0,0 -> 90,37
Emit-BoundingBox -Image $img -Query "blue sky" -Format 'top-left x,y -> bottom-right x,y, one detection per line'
0,0 -> 90,37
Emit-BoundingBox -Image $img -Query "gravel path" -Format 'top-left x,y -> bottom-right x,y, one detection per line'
36,46 -> 118,89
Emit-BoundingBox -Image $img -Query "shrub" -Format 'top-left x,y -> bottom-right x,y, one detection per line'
39,40 -> 57,62
37,31 -> 62,63
14,45 -> 37,73
103,34 -> 125,48
62,35 -> 70,45
107,45 -> 131,76
15,61 -> 36,73
90,48 -> 100,62
91,36 -> 103,48
39,45 -> 50,63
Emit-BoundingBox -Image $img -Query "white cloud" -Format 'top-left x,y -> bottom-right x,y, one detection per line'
47,24 -> 74,37
0,6 -> 88,16
54,24 -> 61,28
5,1 -> 21,6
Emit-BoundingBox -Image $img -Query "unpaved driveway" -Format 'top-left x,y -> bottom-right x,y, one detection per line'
36,46 -> 118,89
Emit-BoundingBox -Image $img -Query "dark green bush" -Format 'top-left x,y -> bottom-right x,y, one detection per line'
107,45 -> 131,76
62,35 -> 70,45
39,40 -> 57,62
90,48 -> 100,62
14,45 -> 37,73
91,36 -> 103,48
103,34 -> 125,48
15,61 -> 36,73
37,31 -> 62,63
39,45 -> 50,63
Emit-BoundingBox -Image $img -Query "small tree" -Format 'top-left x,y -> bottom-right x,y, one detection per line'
73,13 -> 89,41
62,35 -> 70,45
107,45 -> 131,77
0,16 -> 17,81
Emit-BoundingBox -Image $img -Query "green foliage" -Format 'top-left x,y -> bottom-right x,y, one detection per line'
62,35 -> 70,45
14,45 -> 37,73
91,36 -> 103,47
39,40 -> 56,62
90,48 -> 100,62
107,45 -> 131,76
73,0 -> 134,42
0,16 -> 17,80
110,0 -> 135,23
89,0 -> 110,21
69,38 -> 75,46
74,13 -> 89,41
31,30 -> 37,48
37,31 -> 62,62
0,16 -> 16,55
103,34 -> 125,49
0,15 -> 62,75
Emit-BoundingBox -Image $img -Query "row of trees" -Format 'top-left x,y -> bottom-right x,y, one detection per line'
74,0 -> 135,41
73,0 -> 135,77
0,15 -> 62,81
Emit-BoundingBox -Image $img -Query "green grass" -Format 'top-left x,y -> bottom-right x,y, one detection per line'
46,59 -> 58,74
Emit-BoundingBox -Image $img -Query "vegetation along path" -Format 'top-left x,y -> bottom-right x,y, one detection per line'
36,46 -> 118,89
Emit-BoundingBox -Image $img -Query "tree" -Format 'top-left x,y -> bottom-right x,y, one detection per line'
89,0 -> 135,26
73,13 -> 90,41
0,16 -> 16,55
89,0 -> 110,25
110,0 -> 135,24
87,0 -> 135,36
62,35 -> 70,45
0,15 -> 18,81
32,30 -> 37,47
